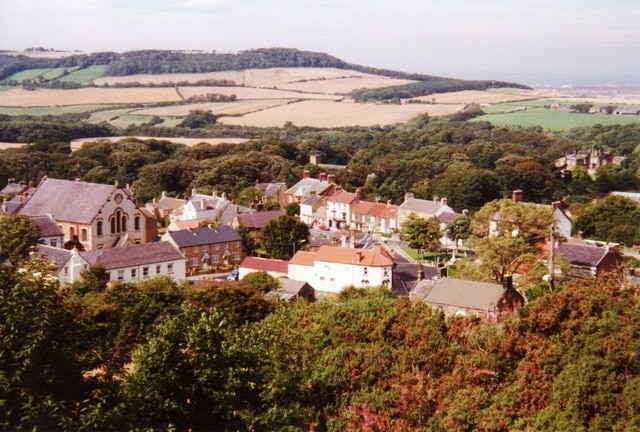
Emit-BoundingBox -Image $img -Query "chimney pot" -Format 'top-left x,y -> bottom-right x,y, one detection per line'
512,190 -> 523,202
327,174 -> 336,184
319,172 -> 327,182
303,170 -> 311,179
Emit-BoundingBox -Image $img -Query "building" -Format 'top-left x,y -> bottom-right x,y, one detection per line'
398,193 -> 454,227
179,189 -> 229,221
238,256 -> 289,279
285,170 -> 336,204
145,191 -> 185,220
410,276 -> 524,318
18,177 -> 154,250
35,241 -> 186,285
267,279 -> 315,302
232,210 -> 285,242
555,149 -> 617,175
300,194 -> 329,228
351,200 -> 399,234
326,189 -> 361,229
288,245 -> 394,295
555,239 -> 623,279
29,215 -> 64,248
255,181 -> 288,207
162,225 -> 244,273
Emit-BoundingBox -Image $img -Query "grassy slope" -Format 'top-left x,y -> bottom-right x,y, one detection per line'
58,65 -> 108,83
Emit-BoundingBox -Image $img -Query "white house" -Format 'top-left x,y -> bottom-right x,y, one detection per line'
288,245 -> 394,295
326,189 -> 361,229
178,189 -> 229,221
398,193 -> 454,228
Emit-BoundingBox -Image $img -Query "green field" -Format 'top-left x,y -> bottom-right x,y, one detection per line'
41,68 -> 70,80
58,65 -> 107,83
472,107 -> 640,131
88,108 -> 137,123
0,105 -> 119,116
8,68 -> 52,81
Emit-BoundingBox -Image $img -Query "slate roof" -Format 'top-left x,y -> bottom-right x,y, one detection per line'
301,194 -> 325,206
218,204 -> 253,226
417,278 -> 508,311
437,211 -> 461,224
256,182 -> 286,198
1,182 -> 34,196
35,244 -> 73,270
399,198 -> 452,215
28,215 -> 63,237
240,256 -> 289,273
286,178 -> 332,198
81,241 -> 184,269
556,241 -> 610,267
19,178 -> 117,224
236,210 -> 285,229
165,225 -> 242,248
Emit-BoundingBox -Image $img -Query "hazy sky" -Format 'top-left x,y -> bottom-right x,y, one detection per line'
2,0 -> 639,85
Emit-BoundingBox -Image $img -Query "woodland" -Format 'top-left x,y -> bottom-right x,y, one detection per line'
2,49 -> 640,431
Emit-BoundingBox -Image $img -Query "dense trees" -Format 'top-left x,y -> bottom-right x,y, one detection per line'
261,215 -> 310,260
400,214 -> 442,253
0,214 -> 41,265
573,194 -> 640,244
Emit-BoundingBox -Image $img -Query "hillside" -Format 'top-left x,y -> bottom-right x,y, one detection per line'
0,48 -> 528,100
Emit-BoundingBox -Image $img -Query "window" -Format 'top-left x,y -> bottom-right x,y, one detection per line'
236,241 -> 240,248
69,226 -> 75,239
97,221 -> 103,236
122,215 -> 127,232
50,239 -> 57,248
81,228 -> 88,242
131,268 -> 137,278
214,243 -> 219,250
117,270 -> 124,280
167,263 -> 174,273
64,267 -> 68,276
190,258 -> 198,267
193,245 -> 199,253
110,210 -> 128,234
134,216 -> 140,231
143,267 -> 149,277
211,255 -> 219,264
232,252 -> 240,261
156,264 -> 161,274
224,243 -> 228,249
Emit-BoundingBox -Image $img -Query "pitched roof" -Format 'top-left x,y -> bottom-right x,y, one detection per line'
81,241 -> 184,269
236,210 -> 285,229
420,278 -> 509,311
19,178 -> 117,224
289,250 -> 317,266
328,190 -> 358,204
399,197 -> 452,215
286,178 -> 332,198
240,256 -> 288,273
1,182 -> 34,195
256,182 -> 286,198
315,245 -> 393,267
301,194 -> 325,206
28,215 -> 63,237
556,241 -> 612,267
165,225 -> 242,248
218,204 -> 253,226
436,211 -> 461,224
35,244 -> 73,270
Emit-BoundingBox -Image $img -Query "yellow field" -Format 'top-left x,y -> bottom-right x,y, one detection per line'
178,86 -> 339,100
70,136 -> 250,150
0,87 -> 181,107
413,89 -> 542,104
218,100 -> 464,128
131,100 -> 291,117
0,142 -> 25,150
276,77 -> 417,94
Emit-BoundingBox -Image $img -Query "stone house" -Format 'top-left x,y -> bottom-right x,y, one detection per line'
555,239 -> 623,279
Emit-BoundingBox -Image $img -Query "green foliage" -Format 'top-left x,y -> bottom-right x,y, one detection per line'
400,214 -> 442,252
261,215 -> 310,260
574,194 -> 640,244
241,271 -> 281,294
0,214 -> 41,265
177,109 -> 218,129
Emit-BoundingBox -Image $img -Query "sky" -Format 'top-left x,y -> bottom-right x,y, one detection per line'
1,0 -> 639,85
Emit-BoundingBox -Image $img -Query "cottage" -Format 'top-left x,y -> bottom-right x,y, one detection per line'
351,199 -> 399,234
145,191 -> 185,220
18,177 -> 155,250
326,189 -> 361,229
266,279 -> 315,302
255,181 -> 288,207
285,171 -> 336,203
288,245 -> 394,295
178,189 -> 229,221
162,225 -> 244,273
411,276 -> 524,318
232,209 -> 285,242
555,239 -> 623,279
398,193 -> 454,227
29,215 -> 64,248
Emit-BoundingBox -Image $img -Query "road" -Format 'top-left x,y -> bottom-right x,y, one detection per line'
385,240 -> 437,297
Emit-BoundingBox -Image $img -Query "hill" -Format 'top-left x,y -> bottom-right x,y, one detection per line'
0,47 -> 528,100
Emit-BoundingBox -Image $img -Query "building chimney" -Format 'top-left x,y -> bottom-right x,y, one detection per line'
441,197 -> 447,206
114,180 -> 119,188
551,201 -> 561,210
319,172 -> 327,182
303,170 -> 311,180
577,230 -> 584,240
355,188 -> 362,200
404,192 -> 414,202
1,198 -> 7,214
512,190 -> 523,202
161,191 -> 167,199
327,174 -> 336,184
191,188 -> 197,197
387,199 -> 392,207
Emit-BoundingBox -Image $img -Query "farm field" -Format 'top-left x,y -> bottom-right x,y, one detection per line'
0,87 -> 182,106
0,105 -> 117,116
131,99 -> 291,117
218,99 -> 464,128
93,67 -> 397,87
472,108 -> 640,131
413,89 -> 543,104
0,142 -> 25,150
178,86 -> 340,100
87,108 -> 138,123
70,136 -> 251,150
276,76 -> 416,94
7,68 -> 53,81
58,65 -> 108,83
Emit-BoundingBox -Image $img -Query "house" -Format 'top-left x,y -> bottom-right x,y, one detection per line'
178,189 -> 229,221
255,181 -> 288,207
326,188 -> 361,229
145,191 -> 185,220
232,209 -> 285,242
398,193 -> 454,227
614,107 -> 640,116
266,279 -> 315,302
35,241 -> 186,285
238,256 -> 289,279
285,170 -> 336,204
300,194 -> 329,227
555,238 -> 623,279
288,245 -> 394,295
351,200 -> 399,234
1,180 -> 36,215
410,276 -> 524,318
29,215 -> 64,248
162,225 -> 244,273
555,148 -> 616,175
18,177 -> 155,250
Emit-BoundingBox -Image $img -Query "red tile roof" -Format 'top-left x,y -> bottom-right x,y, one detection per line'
240,256 -> 288,273
328,190 -> 358,204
